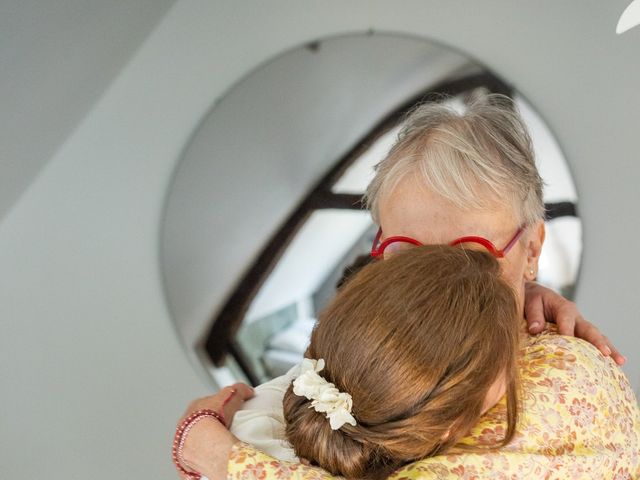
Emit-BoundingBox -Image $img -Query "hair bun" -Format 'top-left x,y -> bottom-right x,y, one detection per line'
284,386 -> 380,478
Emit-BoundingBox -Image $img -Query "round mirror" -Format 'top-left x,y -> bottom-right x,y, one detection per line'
161,33 -> 581,385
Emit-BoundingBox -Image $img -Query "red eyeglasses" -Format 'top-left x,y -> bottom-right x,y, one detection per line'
370,226 -> 525,260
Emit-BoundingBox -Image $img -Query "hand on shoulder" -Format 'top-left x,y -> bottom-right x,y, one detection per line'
523,282 -> 625,365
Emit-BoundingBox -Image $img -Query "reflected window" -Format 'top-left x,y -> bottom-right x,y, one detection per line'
205,86 -> 581,385
238,209 -> 374,382
332,127 -> 400,194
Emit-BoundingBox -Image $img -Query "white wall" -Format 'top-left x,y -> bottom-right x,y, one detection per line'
1,1 -> 638,478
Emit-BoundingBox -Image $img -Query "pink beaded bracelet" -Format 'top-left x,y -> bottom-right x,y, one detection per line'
172,387 -> 237,479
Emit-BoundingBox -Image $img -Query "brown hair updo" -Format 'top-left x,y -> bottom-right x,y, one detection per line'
283,246 -> 521,479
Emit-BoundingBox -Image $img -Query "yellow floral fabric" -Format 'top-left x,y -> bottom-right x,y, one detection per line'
228,328 -> 640,479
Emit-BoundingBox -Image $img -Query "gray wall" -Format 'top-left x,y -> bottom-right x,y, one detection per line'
0,0 -> 176,220
1,1 -> 638,478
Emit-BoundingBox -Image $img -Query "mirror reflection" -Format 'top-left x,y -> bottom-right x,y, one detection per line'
232,91 -> 581,384
162,33 -> 581,386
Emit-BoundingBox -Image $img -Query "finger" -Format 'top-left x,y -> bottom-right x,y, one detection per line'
232,382 -> 256,401
591,331 -> 626,365
610,347 -> 627,366
221,383 -> 255,427
575,320 -> 612,357
524,294 -> 545,333
554,307 -> 577,337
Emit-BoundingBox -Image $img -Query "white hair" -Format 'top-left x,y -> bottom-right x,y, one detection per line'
365,93 -> 545,226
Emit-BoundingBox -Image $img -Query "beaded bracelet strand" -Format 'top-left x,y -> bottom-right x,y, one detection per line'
172,387 -> 237,479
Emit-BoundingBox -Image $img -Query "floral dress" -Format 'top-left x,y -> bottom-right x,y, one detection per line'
227,327 -> 640,479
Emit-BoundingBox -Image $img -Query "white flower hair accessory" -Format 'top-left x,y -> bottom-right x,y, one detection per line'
292,358 -> 357,431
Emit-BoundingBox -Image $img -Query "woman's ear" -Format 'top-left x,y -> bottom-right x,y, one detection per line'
525,221 -> 545,280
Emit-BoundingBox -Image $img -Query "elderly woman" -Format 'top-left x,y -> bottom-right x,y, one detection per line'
174,95 -> 637,478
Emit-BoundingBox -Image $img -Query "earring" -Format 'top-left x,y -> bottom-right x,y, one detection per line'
529,268 -> 535,277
